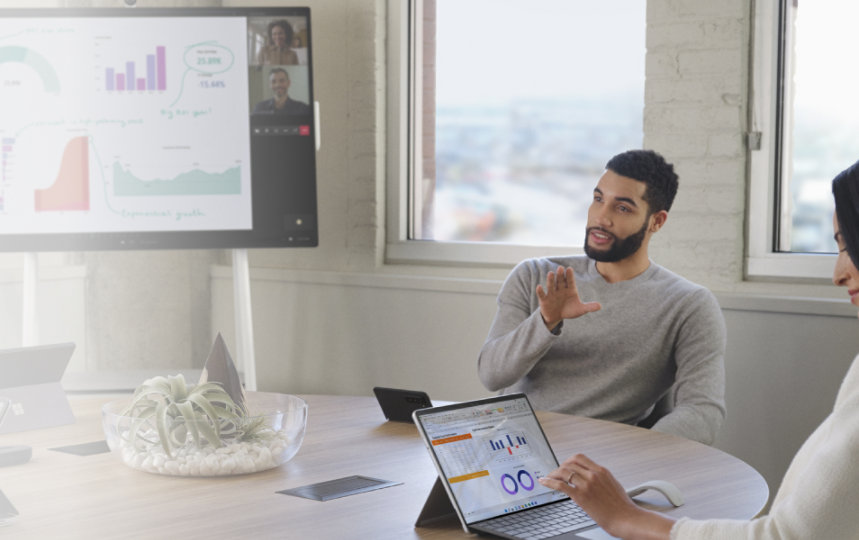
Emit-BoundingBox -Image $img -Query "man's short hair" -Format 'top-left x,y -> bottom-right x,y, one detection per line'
269,67 -> 289,80
605,149 -> 679,214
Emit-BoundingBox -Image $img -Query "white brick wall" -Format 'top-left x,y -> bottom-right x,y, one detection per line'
645,0 -> 750,289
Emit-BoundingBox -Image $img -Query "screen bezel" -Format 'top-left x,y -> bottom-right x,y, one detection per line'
0,6 -> 317,252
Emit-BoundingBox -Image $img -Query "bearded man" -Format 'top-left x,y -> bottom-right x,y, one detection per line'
478,149 -> 726,445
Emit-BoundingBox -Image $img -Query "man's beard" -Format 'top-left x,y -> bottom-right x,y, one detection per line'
584,219 -> 649,263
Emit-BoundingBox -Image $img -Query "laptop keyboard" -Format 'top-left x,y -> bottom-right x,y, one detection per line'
483,499 -> 596,539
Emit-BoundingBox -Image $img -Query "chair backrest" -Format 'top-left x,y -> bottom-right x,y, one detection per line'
637,387 -> 675,429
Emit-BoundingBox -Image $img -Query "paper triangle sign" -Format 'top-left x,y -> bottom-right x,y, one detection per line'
198,333 -> 246,412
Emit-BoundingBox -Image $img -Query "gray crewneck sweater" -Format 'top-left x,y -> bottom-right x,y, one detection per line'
478,255 -> 726,444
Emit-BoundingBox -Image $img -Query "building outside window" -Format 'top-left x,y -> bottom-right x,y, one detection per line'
775,0 -> 858,254
398,0 -> 848,278
748,0 -> 854,279
402,0 -> 646,260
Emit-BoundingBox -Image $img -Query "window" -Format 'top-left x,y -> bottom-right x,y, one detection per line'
749,0 -> 856,279
387,0 -> 646,265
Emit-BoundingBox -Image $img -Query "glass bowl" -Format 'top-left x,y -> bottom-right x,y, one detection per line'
102,391 -> 307,476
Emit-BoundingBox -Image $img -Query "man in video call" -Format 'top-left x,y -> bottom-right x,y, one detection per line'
252,67 -> 310,115
478,149 -> 726,445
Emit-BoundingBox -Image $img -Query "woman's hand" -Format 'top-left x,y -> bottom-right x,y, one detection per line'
539,454 -> 675,540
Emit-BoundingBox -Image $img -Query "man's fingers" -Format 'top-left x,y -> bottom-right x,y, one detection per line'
556,267 -> 571,288
583,301 -> 602,314
539,268 -> 600,322
546,267 -> 582,293
554,269 -> 565,288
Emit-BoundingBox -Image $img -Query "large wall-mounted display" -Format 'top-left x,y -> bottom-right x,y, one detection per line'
0,7 -> 317,251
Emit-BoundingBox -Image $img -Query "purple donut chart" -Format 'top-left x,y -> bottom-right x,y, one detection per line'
500,470 -> 535,495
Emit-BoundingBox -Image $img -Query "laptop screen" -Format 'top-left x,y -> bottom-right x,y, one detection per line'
414,394 -> 568,524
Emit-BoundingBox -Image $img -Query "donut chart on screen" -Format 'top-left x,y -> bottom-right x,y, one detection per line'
500,470 -> 535,495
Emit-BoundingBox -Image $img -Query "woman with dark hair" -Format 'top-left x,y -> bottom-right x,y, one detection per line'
256,19 -> 299,65
834,160 -> 859,266
538,160 -> 859,539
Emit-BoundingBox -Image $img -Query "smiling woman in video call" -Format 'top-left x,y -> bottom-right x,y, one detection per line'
539,159 -> 859,539
257,19 -> 299,65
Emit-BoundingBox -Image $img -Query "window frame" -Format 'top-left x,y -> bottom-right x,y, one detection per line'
388,0 -> 835,278
385,0 -> 589,267
746,0 -> 835,280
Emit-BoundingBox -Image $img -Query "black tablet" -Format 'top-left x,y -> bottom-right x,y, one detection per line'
372,387 -> 432,423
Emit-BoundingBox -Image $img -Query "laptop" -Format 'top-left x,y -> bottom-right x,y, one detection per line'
0,343 -> 76,434
413,393 -> 615,540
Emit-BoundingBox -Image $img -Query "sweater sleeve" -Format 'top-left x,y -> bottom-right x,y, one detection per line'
651,288 -> 726,445
478,262 -> 557,391
671,355 -> 859,539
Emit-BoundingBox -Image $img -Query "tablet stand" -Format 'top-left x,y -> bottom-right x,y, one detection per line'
415,476 -> 458,527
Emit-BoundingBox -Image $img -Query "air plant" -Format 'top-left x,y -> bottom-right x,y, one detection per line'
122,374 -> 266,458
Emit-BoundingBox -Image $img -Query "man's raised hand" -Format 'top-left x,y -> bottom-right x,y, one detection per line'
535,266 -> 601,331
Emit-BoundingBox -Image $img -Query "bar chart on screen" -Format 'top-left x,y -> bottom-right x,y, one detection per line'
488,431 -> 529,454
0,16 -> 252,235
102,45 -> 167,93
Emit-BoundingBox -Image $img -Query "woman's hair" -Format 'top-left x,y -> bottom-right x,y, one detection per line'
267,20 -> 294,46
833,159 -> 859,269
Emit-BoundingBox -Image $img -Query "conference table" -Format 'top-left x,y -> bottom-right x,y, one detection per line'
0,393 -> 768,539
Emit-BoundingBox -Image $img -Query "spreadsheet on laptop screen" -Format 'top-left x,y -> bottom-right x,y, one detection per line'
418,396 -> 568,523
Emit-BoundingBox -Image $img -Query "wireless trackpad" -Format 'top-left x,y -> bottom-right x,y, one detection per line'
570,527 -> 619,539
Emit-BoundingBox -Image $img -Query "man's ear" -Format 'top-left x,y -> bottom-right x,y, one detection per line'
649,210 -> 668,233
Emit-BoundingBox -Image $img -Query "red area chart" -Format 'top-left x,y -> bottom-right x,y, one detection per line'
34,136 -> 90,212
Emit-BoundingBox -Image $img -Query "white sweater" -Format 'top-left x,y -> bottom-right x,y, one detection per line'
672,353 -> 859,539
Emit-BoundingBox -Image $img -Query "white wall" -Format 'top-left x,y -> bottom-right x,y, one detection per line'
717,298 -> 858,501
210,267 -> 501,400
